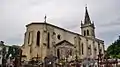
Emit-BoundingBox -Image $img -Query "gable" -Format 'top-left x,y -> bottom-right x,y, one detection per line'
55,40 -> 74,47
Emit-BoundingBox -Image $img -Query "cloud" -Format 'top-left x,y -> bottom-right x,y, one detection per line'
0,0 -> 120,49
99,17 -> 120,27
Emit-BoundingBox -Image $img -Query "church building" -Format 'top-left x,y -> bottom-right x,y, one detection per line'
21,7 -> 105,61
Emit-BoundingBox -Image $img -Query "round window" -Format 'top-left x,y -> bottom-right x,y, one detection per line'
57,34 -> 61,40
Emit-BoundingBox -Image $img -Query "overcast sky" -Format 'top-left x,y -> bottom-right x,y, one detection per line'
0,0 -> 120,49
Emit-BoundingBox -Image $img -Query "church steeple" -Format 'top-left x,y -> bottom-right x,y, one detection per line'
84,6 -> 91,24
81,6 -> 95,38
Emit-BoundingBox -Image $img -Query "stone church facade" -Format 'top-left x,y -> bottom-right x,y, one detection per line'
21,7 -> 104,61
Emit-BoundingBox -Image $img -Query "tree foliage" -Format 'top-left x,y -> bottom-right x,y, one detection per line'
107,36 -> 120,58
6,45 -> 20,59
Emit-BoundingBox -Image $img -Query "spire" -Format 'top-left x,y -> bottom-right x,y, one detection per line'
84,6 -> 91,24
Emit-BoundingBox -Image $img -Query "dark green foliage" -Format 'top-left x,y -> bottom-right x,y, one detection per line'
6,45 -> 20,59
2,46 -> 7,66
1,41 -> 21,67
107,36 -> 120,58
6,46 -> 13,59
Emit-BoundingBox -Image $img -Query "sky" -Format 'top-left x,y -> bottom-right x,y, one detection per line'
0,0 -> 120,49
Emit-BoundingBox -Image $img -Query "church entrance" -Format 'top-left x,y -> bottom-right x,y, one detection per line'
57,47 -> 72,59
55,40 -> 75,60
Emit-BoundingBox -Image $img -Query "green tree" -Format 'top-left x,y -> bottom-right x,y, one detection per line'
6,45 -> 20,59
6,46 -> 14,59
5,45 -> 21,67
107,36 -> 120,58
0,41 -> 7,66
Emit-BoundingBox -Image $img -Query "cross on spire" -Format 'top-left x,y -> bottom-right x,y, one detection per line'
44,14 -> 47,23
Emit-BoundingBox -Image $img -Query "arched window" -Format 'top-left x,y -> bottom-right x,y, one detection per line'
87,30 -> 89,36
88,45 -> 91,55
84,30 -> 86,36
57,49 -> 60,59
47,33 -> 50,48
81,43 -> 84,55
28,32 -> 30,44
36,31 -> 40,46
94,48 -> 97,55
92,29 -> 94,36
79,44 -> 81,55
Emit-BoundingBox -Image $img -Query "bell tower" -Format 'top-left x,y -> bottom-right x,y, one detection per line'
81,6 -> 95,38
